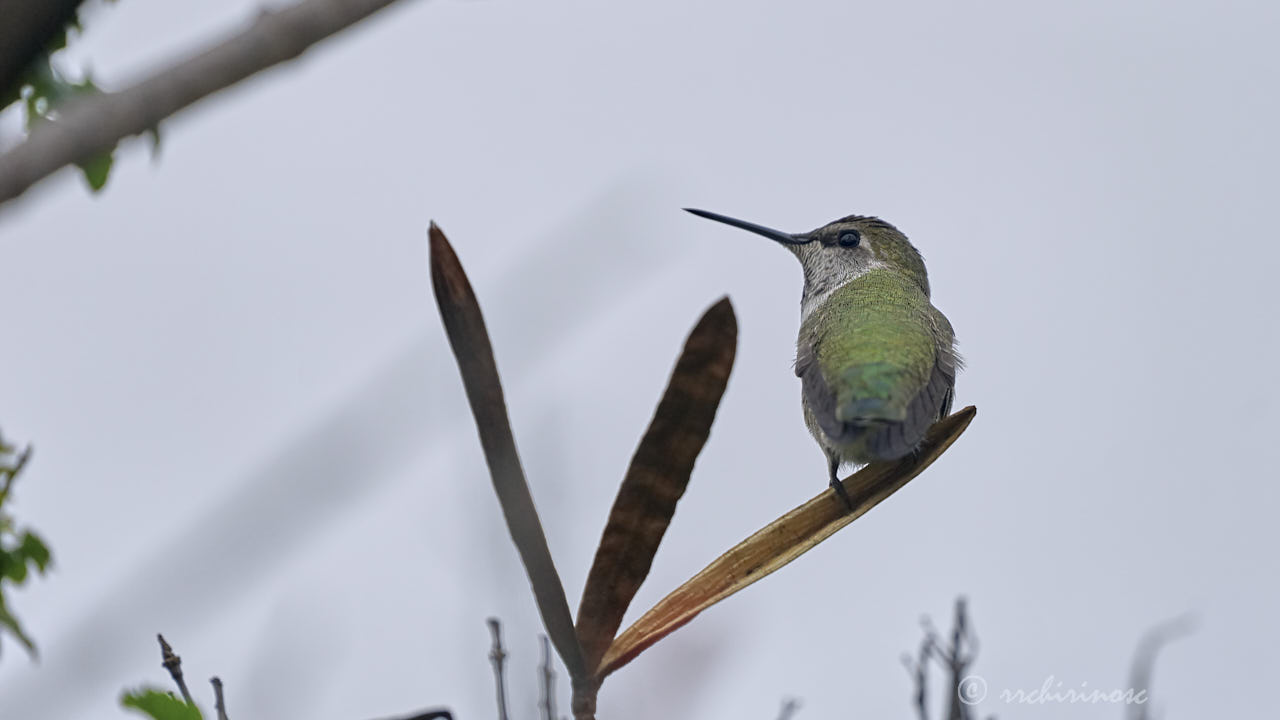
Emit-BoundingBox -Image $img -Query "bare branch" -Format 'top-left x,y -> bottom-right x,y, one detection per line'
487,618 -> 510,720
0,0 -> 416,208
156,634 -> 194,706
902,630 -> 932,720
539,635 -> 558,720
940,597 -> 977,720
907,598 -> 982,720
210,676 -> 229,720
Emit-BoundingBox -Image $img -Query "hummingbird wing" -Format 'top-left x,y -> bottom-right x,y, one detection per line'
795,272 -> 957,460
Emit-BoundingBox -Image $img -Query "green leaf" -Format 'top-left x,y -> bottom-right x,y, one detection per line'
47,26 -> 71,55
2,551 -> 28,583
77,150 -> 115,192
147,126 -> 163,156
0,433 -> 48,660
21,60 -> 64,130
18,532 -> 52,573
121,689 -> 204,720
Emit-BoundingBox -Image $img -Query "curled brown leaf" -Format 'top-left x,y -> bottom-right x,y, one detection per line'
597,406 -> 977,678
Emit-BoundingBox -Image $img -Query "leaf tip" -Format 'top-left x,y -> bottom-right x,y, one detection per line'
428,222 -> 470,306
428,220 -> 448,253
700,295 -> 738,340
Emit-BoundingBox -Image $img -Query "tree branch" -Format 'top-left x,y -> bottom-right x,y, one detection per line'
0,0 -> 415,208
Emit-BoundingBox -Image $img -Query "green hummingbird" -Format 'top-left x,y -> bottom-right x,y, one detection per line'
686,208 -> 960,508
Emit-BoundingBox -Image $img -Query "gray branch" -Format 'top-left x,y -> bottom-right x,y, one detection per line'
0,0 -> 415,208
487,618 -> 511,720
539,635 -> 558,720
210,676 -> 230,720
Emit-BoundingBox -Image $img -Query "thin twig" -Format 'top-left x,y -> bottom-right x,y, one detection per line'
368,710 -> 453,720
156,634 -> 194,706
901,625 -> 933,720
0,441 -> 33,501
210,676 -> 229,720
539,635 -> 558,720
1127,614 -> 1195,720
906,598 -> 981,720
776,698 -> 801,720
941,597 -> 974,720
0,0 -> 417,208
487,618 -> 510,720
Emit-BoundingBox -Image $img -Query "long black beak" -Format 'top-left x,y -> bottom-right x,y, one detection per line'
684,208 -> 811,245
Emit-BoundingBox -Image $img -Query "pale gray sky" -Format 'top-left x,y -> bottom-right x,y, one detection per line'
2,1 -> 1278,719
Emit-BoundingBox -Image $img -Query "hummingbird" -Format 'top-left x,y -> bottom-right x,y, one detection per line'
685,208 -> 960,508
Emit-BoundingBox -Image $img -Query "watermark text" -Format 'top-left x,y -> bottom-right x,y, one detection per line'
958,675 -> 1149,706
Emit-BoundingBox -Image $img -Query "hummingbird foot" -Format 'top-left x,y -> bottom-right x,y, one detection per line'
829,477 -> 854,511
827,453 -> 854,512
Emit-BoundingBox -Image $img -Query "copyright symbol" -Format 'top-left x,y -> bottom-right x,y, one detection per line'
957,675 -> 987,705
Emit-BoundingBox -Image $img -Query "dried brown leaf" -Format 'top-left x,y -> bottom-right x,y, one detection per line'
576,297 -> 737,673
429,223 -> 587,681
596,406 -> 977,678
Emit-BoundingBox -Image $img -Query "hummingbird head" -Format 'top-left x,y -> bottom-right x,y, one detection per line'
684,209 -> 931,313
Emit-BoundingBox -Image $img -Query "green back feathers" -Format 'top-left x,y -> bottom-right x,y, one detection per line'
802,269 -> 937,423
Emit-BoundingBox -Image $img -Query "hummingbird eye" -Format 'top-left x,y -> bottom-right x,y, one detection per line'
837,230 -> 861,248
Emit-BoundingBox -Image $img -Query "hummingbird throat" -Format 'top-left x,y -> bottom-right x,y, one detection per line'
797,253 -> 887,322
